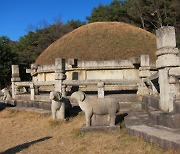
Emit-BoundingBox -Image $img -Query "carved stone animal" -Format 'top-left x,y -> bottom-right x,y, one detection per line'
1,88 -> 12,102
50,91 -> 63,120
71,91 -> 120,127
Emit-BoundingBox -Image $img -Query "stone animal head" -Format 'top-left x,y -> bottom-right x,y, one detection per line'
50,91 -> 62,101
71,91 -> 86,102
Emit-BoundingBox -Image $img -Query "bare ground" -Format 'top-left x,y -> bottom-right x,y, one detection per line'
0,109 -> 178,154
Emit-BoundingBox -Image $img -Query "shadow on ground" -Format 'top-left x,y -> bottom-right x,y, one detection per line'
66,106 -> 82,118
1,136 -> 52,154
0,102 -> 15,112
115,113 -> 128,126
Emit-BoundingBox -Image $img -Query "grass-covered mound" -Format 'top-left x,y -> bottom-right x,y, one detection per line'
36,22 -> 156,65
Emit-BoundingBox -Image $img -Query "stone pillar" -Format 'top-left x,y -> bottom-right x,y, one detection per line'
11,65 -> 21,99
54,58 -> 66,119
137,54 -> 151,95
156,26 -> 180,112
98,82 -> 105,98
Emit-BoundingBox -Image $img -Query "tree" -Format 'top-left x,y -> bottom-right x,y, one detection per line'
14,19 -> 86,70
66,20 -> 86,29
87,0 -> 180,47
87,0 -> 140,26
0,36 -> 17,88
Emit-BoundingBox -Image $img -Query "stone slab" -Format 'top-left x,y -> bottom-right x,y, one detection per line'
126,125 -> 180,150
125,111 -> 180,151
7,107 -> 51,115
80,125 -> 120,132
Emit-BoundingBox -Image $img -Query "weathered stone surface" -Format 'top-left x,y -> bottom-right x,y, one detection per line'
140,54 -> 150,67
156,26 -> 176,49
142,95 -> 160,111
71,91 -> 119,127
97,82 -> 105,98
169,67 -> 180,77
12,65 -> 20,76
156,47 -> 179,56
156,54 -> 180,68
174,101 -> 180,113
125,111 -> 180,151
127,124 -> 180,150
159,68 -> 173,112
148,110 -> 180,129
139,70 -> 151,78
91,114 -> 110,126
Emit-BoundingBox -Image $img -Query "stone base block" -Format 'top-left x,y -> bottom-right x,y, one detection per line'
80,125 -> 120,132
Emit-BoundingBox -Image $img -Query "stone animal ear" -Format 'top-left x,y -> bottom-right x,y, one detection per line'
79,92 -> 85,101
57,92 -> 62,100
49,91 -> 54,100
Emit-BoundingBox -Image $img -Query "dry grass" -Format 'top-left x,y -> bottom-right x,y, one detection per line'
0,109 -> 177,154
36,22 -> 156,65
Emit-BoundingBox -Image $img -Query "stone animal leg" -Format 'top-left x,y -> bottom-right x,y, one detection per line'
109,115 -> 116,127
56,109 -> 62,120
51,105 -> 56,120
85,111 -> 92,127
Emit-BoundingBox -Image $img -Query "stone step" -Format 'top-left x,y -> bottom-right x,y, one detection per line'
148,109 -> 180,129
125,111 -> 180,151
142,96 -> 159,111
174,101 -> 180,114
126,124 -> 180,150
15,100 -> 51,111
7,106 -> 51,115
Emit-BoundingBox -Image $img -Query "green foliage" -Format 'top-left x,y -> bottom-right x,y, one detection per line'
14,20 -> 86,69
87,0 -> 139,25
66,20 -> 86,29
0,36 -> 17,88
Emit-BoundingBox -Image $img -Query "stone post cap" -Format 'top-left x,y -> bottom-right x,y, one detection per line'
156,26 -> 176,49
55,58 -> 63,66
55,58 -> 65,70
12,65 -> 19,75
31,64 -> 38,69
98,81 -> 105,88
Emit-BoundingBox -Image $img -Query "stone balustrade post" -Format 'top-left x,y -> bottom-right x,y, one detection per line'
137,54 -> 151,95
156,26 -> 180,112
11,65 -> 21,99
54,58 -> 66,92
54,58 -> 66,120
98,82 -> 105,98
30,84 -> 35,101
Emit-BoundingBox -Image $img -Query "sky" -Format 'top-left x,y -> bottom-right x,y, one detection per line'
0,0 -> 113,41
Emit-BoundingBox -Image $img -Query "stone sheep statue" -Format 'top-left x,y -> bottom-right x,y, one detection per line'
50,91 -> 64,120
71,91 -> 120,127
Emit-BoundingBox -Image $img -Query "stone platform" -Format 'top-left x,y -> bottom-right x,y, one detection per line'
7,106 -> 51,115
80,125 -> 120,132
125,111 -> 180,151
